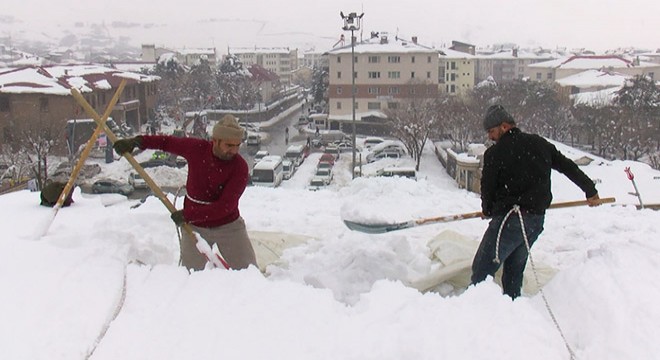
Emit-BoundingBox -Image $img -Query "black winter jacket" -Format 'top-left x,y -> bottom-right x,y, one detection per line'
480,127 -> 597,216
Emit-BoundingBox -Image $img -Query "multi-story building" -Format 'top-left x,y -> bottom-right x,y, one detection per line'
438,48 -> 476,97
326,32 -> 439,127
228,47 -> 298,84
475,49 -> 555,83
0,64 -> 159,155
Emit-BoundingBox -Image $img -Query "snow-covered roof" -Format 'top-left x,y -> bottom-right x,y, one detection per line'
438,48 -> 475,59
528,55 -> 659,70
177,48 -> 216,55
229,47 -> 293,55
479,50 -> 552,60
0,64 -> 159,95
555,69 -> 630,89
327,34 -> 438,55
571,86 -> 621,106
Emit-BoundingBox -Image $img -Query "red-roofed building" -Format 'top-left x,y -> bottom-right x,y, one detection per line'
247,64 -> 280,104
0,64 -> 159,155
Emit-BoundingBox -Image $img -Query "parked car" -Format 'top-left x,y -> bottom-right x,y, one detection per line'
317,161 -> 333,170
363,136 -> 385,149
366,150 -> 403,163
254,150 -> 270,163
335,141 -> 359,153
282,159 -> 295,180
370,140 -> 406,155
92,179 -> 134,196
323,146 -> 340,160
308,176 -> 329,191
314,167 -> 333,184
128,172 -> 147,189
318,153 -> 336,166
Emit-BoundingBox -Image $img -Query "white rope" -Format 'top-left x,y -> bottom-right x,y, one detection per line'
494,205 -> 577,360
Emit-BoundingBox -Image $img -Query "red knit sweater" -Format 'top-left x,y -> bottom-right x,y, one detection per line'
140,135 -> 249,228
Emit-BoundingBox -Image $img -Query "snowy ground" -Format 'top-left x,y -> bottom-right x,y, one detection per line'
1,138 -> 659,360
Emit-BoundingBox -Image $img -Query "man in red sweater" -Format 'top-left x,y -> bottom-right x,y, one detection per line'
113,114 -> 256,271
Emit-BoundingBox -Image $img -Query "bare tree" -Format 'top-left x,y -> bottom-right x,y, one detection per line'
385,91 -> 439,171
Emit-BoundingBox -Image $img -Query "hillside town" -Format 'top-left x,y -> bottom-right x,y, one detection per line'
1,15 -> 659,194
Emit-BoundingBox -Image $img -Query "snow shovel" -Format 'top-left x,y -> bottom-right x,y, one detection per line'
71,88 -> 230,270
343,197 -> 616,234
35,79 -> 127,238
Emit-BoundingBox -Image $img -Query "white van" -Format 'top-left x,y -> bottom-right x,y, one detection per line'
284,144 -> 305,166
251,155 -> 284,187
246,132 -> 261,146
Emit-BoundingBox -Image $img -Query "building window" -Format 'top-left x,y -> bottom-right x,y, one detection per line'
388,87 -> 400,94
450,73 -> 456,81
387,102 -> 399,109
368,56 -> 380,63
411,71 -> 415,78
411,56 -> 415,63
451,61 -> 457,70
0,96 -> 10,112
427,56 -> 432,63
337,71 -> 342,79
39,98 -> 49,112
368,71 -> 381,79
546,73 -> 553,80
536,73 -> 542,80
354,56 -> 358,63
354,72 -> 357,79
337,56 -> 341,63
450,85 -> 456,93
337,87 -> 343,94
367,102 -> 381,110
427,71 -> 431,79
337,101 -> 342,109
388,71 -> 400,79
368,87 -> 380,94
387,56 -> 400,63
410,88 -> 416,95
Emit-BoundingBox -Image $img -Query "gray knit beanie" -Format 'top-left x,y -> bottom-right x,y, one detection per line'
212,115 -> 244,140
483,104 -> 515,130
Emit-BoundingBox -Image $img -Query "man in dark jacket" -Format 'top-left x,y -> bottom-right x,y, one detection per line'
471,105 -> 601,299
113,114 -> 256,271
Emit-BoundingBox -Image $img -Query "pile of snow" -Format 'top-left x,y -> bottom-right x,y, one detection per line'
2,142 -> 659,359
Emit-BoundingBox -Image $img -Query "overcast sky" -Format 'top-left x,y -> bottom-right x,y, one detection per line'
2,0 -> 659,52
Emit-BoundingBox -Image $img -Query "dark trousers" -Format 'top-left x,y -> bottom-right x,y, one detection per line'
471,212 -> 545,299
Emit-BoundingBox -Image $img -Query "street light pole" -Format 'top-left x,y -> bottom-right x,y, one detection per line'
341,11 -> 364,179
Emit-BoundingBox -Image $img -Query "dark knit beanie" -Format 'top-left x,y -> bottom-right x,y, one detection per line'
483,104 -> 515,130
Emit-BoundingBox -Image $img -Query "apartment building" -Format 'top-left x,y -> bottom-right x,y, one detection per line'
326,32 -> 439,123
438,48 -> 476,97
228,47 -> 298,84
525,55 -> 660,82
302,51 -> 329,69
0,64 -> 159,155
475,49 -> 555,83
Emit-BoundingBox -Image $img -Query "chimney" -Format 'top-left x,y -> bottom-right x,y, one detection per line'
512,48 -> 518,57
412,36 -> 418,44
380,35 -> 388,44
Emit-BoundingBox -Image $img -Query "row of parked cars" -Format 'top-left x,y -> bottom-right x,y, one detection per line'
251,144 -> 310,187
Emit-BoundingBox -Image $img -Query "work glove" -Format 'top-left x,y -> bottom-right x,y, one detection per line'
171,209 -> 186,227
113,136 -> 143,156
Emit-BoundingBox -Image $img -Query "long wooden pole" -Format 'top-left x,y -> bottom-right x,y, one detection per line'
36,79 -> 127,238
